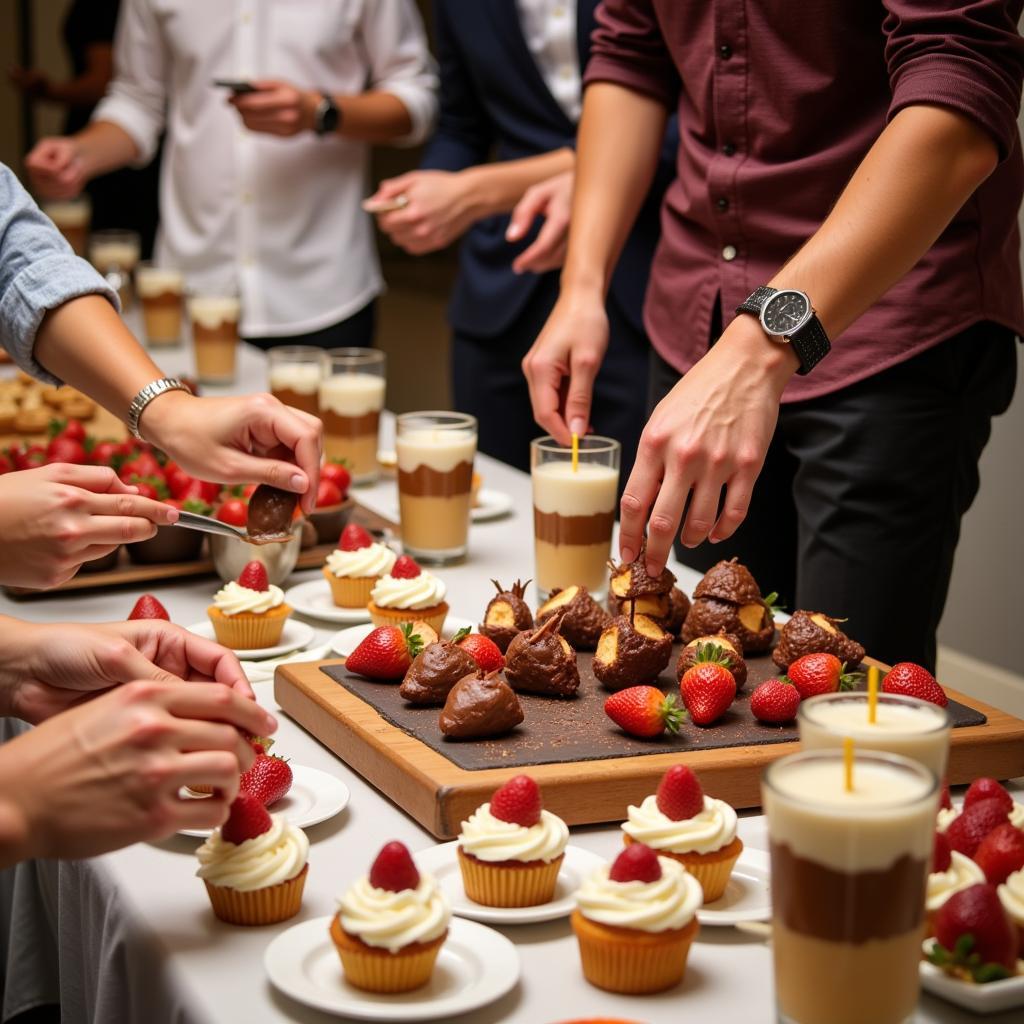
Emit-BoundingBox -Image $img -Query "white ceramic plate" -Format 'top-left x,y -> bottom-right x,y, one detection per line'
920,939 -> 1024,1014
283,579 -> 372,624
185,619 -> 316,660
472,489 -> 513,522
179,764 -> 350,838
697,847 -> 772,926
328,618 -> 475,659
414,842 -> 602,925
264,915 -> 519,1020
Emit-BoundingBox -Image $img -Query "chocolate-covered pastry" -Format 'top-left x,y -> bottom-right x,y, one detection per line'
503,613 -> 580,697
593,613 -> 673,690
480,579 -> 534,653
399,640 -> 478,706
246,484 -> 298,541
772,610 -> 865,671
608,544 -> 676,602
536,585 -> 611,651
663,587 -> 691,635
439,670 -> 524,739
682,558 -> 775,653
676,632 -> 748,689
607,591 -> 671,625
693,558 -> 763,605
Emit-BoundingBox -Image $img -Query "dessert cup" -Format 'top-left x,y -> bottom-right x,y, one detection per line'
368,599 -> 448,636
457,846 -> 564,907
322,566 -> 377,608
204,863 -> 307,925
207,603 -> 291,649
330,913 -> 446,993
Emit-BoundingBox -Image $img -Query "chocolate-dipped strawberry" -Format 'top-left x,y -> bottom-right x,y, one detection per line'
479,579 -> 534,653
246,484 -> 298,542
772,610 -> 865,671
536,585 -> 611,651
439,669 -> 525,739
676,632 -> 748,690
681,558 -> 775,653
607,545 -> 676,605
399,639 -> 478,706
503,613 -> 580,697
593,613 -> 673,691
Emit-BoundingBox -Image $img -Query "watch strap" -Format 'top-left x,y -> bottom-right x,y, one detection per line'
127,377 -> 192,440
735,287 -> 831,376
314,92 -> 339,136
736,285 -> 777,317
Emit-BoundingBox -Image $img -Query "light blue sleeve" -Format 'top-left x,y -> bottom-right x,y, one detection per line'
0,164 -> 119,385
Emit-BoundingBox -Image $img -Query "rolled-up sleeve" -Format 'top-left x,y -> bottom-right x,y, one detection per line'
0,166 -> 118,385
884,0 -> 1024,160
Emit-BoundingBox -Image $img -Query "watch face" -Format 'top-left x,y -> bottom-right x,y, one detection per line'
761,290 -> 811,336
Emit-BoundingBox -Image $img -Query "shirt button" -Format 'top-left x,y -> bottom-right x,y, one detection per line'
722,245 -> 738,261
722,142 -> 736,156
719,44 -> 732,59
716,197 -> 730,211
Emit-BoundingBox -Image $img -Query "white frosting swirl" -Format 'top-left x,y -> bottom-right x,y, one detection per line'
212,580 -> 285,615
195,815 -> 308,891
371,570 -> 446,610
338,873 -> 450,952
621,794 -> 737,854
576,856 -> 702,933
998,867 -> 1024,926
926,851 -> 985,912
937,801 -> 1024,833
325,542 -> 396,579
458,804 -> 568,863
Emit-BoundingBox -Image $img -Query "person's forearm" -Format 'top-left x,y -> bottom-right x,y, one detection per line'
46,76 -> 109,109
0,788 -> 31,870
560,83 -> 667,296
459,149 -> 575,221
0,617 -> 31,717
333,92 -> 414,142
71,120 -> 140,180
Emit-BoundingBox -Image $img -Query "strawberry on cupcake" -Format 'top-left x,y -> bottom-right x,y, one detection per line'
927,830 -> 984,931
207,560 -> 292,649
368,554 -> 449,635
322,524 -> 396,608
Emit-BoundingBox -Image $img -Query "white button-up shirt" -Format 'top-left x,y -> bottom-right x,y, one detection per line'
94,0 -> 437,337
515,0 -> 581,123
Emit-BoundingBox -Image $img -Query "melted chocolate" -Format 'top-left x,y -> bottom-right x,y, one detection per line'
504,615 -> 580,698
536,586 -> 610,651
593,614 -> 672,690
246,484 -> 298,541
439,670 -> 524,739
533,509 -> 615,546
773,610 -> 866,671
398,462 -> 473,498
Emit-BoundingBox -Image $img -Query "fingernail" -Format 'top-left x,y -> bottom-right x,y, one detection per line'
290,473 -> 305,491
165,507 -> 179,524
569,417 -> 586,436
620,546 -> 635,564
265,712 -> 278,731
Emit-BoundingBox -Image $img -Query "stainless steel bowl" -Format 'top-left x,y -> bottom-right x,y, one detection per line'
208,523 -> 303,585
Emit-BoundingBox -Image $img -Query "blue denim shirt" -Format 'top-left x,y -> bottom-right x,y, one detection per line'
0,164 -> 117,384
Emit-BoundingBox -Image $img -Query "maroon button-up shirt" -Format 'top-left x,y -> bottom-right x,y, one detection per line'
585,1 -> 1024,401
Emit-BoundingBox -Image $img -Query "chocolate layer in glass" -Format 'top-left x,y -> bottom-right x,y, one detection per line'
319,373 -> 384,482
188,295 -> 240,384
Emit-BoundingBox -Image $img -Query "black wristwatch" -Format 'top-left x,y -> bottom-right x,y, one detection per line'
735,286 -> 831,375
313,92 -> 340,136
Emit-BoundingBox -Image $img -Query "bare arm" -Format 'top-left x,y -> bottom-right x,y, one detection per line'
25,121 -> 140,199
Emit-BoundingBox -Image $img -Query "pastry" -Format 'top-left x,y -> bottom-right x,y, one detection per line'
207,560 -> 292,649
0,403 -> 16,432
246,483 -> 297,541
593,613 -> 672,690
399,638 -> 478,705
331,840 -> 450,993
536,584 -> 611,651
607,545 -> 676,607
608,585 -> 690,635
322,523 -> 396,608
196,793 -> 308,925
368,554 -> 448,634
456,775 -> 568,907
675,632 -> 748,689
60,396 -> 95,420
13,406 -> 49,433
681,558 -> 775,653
439,669 -> 524,738
479,578 -> 534,653
771,609 -> 865,671
503,613 -> 580,697
621,764 -> 743,903
572,842 -> 702,994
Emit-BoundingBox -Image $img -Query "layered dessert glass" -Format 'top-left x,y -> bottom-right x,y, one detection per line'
319,348 -> 385,483
89,228 -> 141,310
267,346 -> 323,416
187,290 -> 241,384
43,196 -> 91,256
137,263 -> 184,346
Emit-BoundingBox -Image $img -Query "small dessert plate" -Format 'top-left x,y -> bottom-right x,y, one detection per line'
413,842 -> 604,925
283,579 -> 372,624
920,939 -> 1024,1014
185,619 -> 315,660
472,489 -> 513,522
329,618 -> 475,658
264,915 -> 519,1020
697,847 -> 771,926
178,764 -> 349,838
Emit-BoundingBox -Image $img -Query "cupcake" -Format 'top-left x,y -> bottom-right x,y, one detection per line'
621,764 -> 742,903
937,778 -> 1024,833
572,842 -> 702,994
322,523 -> 396,608
207,560 -> 292,649
998,867 -> 1024,957
331,840 -> 450,993
196,793 -> 308,925
927,831 -> 985,932
457,775 -> 568,907
368,554 -> 449,635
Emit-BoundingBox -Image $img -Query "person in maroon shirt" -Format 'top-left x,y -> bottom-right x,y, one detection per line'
520,0 -> 1024,669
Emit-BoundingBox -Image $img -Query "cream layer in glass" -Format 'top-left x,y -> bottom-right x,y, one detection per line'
319,373 -> 385,481
43,199 -> 90,256
270,362 -> 322,417
188,296 -> 241,383
137,266 -> 184,345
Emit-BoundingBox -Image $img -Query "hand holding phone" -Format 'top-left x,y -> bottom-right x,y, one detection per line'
213,79 -> 258,95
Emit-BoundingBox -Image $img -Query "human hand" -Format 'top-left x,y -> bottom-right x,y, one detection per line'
229,80 -> 318,137
0,464 -> 176,589
0,679 -> 276,861
619,316 -> 799,575
24,136 -> 88,199
369,171 -> 481,254
9,67 -> 50,99
507,170 -> 573,274
521,287 -> 610,444
140,391 -> 323,514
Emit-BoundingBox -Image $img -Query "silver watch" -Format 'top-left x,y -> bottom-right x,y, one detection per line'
127,377 -> 192,440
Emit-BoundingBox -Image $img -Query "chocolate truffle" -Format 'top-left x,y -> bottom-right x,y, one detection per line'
246,484 -> 298,541
607,544 -> 676,602
480,579 -> 534,653
676,632 -> 748,689
399,640 -> 478,706
503,613 -> 580,698
772,610 -> 866,671
439,670 -> 525,739
681,558 -> 775,653
593,613 -> 673,690
536,585 -> 611,651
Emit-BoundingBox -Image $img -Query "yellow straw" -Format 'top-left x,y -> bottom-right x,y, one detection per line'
844,736 -> 855,793
571,432 -> 579,473
867,665 -> 880,725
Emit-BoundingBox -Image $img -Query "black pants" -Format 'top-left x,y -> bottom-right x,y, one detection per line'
648,322 -> 1017,672
452,281 -> 650,487
245,300 -> 376,351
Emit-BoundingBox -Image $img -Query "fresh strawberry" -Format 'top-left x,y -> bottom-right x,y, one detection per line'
679,658 -> 736,727
750,677 -> 801,724
604,686 -> 685,739
339,524 -> 374,551
127,594 -> 170,621
883,661 -> 948,708
246,734 -> 274,755
964,778 -> 1014,817
655,764 -> 704,820
0,453 -> 11,475
12,444 -> 46,470
391,554 -> 422,579
930,883 -> 1018,978
369,841 -> 420,892
785,653 -> 861,700
974,824 -> 1024,886
315,478 -> 343,508
490,774 -> 542,827
216,498 -> 249,527
933,830 -> 952,873
346,623 -> 425,680
940,780 -> 953,812
609,842 -> 662,884
177,478 -> 223,504
119,451 -> 163,481
87,440 -> 124,467
45,436 -> 87,465
239,753 -> 293,807
221,792 -> 272,845
947,798 -> 1011,858
237,560 -> 269,592
51,418 -> 86,442
321,461 -> 351,497
453,628 -> 505,673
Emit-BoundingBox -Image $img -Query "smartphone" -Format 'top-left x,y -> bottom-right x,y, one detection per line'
212,79 -> 258,94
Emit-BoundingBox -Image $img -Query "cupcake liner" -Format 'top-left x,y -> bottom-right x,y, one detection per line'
186,784 -> 214,796
207,604 -> 291,650
330,914 -> 446,993
624,833 -> 743,904
204,863 -> 307,925
457,847 -> 563,907
368,602 -> 448,638
322,567 -> 376,609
